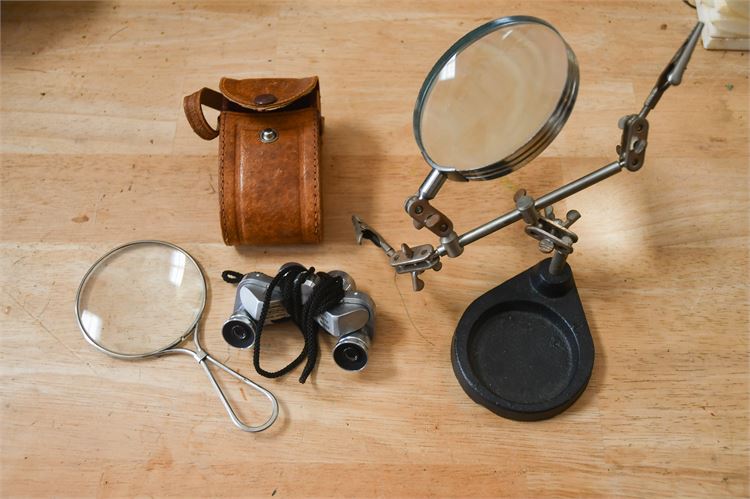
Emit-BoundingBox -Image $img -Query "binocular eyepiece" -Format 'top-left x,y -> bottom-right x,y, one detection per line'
222,266 -> 375,371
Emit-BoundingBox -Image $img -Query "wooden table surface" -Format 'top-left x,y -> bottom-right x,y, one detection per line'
1,1 -> 748,498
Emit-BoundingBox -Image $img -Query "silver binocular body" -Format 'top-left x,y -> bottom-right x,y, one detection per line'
223,268 -> 375,371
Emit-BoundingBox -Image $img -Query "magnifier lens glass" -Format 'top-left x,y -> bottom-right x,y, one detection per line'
415,17 -> 578,180
77,241 -> 205,356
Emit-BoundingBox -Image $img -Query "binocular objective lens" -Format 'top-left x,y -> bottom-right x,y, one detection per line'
221,318 -> 256,349
333,342 -> 368,371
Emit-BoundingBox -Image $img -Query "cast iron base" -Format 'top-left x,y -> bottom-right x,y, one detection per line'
451,258 -> 594,421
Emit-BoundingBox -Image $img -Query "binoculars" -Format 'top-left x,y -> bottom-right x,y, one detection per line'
223,265 -> 375,371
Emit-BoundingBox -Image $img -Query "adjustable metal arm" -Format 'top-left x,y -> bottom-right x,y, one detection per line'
353,22 -> 703,291
437,159 -> 625,256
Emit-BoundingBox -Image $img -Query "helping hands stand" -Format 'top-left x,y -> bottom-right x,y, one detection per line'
353,21 -> 702,420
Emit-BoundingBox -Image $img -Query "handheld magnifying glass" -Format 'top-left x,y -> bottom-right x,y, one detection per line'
75,240 -> 279,432
354,17 -> 703,420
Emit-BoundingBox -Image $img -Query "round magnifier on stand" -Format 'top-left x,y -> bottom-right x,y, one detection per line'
414,16 -> 578,182
353,17 -> 703,420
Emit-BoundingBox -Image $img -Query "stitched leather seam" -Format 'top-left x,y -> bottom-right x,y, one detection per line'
311,109 -> 320,240
234,124 -> 244,243
218,113 -> 229,244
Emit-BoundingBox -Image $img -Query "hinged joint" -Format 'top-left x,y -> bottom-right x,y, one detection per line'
514,189 -> 581,275
617,114 -> 649,172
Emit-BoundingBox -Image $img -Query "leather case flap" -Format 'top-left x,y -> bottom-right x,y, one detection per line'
219,76 -> 319,111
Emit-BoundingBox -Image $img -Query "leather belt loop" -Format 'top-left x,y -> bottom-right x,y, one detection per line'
183,87 -> 224,140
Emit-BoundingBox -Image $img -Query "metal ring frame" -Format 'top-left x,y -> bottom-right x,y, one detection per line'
75,239 -> 204,359
412,15 -> 579,181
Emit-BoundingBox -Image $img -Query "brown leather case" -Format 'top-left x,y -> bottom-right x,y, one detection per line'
184,77 -> 322,245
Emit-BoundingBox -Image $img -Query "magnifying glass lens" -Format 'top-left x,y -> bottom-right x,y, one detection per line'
76,242 -> 205,356
415,17 -> 578,180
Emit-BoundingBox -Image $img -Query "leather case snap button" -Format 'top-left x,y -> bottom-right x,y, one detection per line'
254,93 -> 277,106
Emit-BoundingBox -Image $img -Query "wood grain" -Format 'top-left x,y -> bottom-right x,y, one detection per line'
1,1 -> 748,498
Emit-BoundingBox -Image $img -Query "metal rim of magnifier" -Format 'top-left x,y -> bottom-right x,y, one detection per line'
413,16 -> 579,181
75,240 -> 207,360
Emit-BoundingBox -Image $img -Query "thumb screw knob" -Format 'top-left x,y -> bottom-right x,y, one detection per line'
564,210 -> 581,227
539,239 -> 555,253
